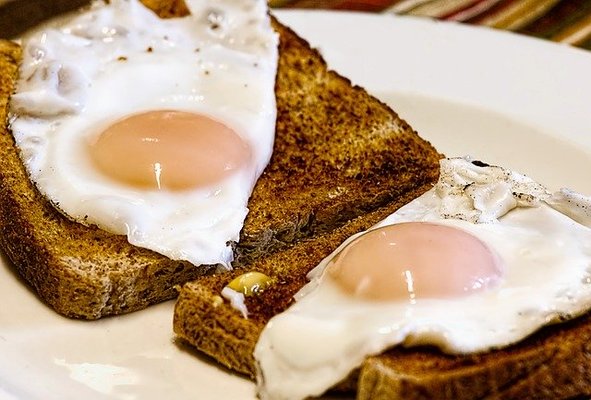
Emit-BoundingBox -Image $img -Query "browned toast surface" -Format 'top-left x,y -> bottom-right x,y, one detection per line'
0,3 -> 440,319
237,17 -> 441,263
173,190 -> 433,380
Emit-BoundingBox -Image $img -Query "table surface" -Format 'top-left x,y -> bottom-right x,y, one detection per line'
270,0 -> 591,50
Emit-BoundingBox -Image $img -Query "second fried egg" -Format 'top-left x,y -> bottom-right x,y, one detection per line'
254,157 -> 591,400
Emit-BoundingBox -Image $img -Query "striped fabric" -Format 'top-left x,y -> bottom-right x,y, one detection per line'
269,0 -> 591,50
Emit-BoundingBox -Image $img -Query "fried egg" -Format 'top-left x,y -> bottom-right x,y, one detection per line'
9,0 -> 279,267
254,157 -> 591,400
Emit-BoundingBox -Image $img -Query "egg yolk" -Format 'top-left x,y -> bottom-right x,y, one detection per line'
88,110 -> 251,190
326,222 -> 503,302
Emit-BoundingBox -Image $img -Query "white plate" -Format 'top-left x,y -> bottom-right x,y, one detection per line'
2,10 -> 591,400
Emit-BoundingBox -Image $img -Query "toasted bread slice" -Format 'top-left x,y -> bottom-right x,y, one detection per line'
174,197 -> 591,400
0,3 -> 440,319
173,194 -> 430,381
172,16 -> 591,400
174,219 -> 591,400
236,18 -> 441,265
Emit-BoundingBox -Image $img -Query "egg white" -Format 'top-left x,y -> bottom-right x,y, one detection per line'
254,157 -> 591,400
10,0 -> 279,267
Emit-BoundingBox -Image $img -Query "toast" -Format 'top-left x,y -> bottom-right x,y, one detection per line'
171,14 -> 591,400
174,214 -> 591,400
173,196 -> 426,384
0,2 -> 441,319
174,185 -> 591,400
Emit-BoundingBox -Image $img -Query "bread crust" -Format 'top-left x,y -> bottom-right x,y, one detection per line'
0,4 -> 440,319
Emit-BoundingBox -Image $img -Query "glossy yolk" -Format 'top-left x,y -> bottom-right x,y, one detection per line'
88,110 -> 251,190
326,222 -> 503,302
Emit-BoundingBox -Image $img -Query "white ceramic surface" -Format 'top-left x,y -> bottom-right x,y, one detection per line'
1,10 -> 591,400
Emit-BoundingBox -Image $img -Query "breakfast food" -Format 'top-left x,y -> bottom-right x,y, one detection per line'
11,0 -> 279,268
0,0 -> 440,318
174,158 -> 591,399
174,193 -> 418,379
256,157 -> 591,399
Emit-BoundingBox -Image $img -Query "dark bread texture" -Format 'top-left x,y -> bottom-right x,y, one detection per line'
173,192 -> 432,381
237,18 -> 442,265
172,13 -> 591,400
0,2 -> 441,319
